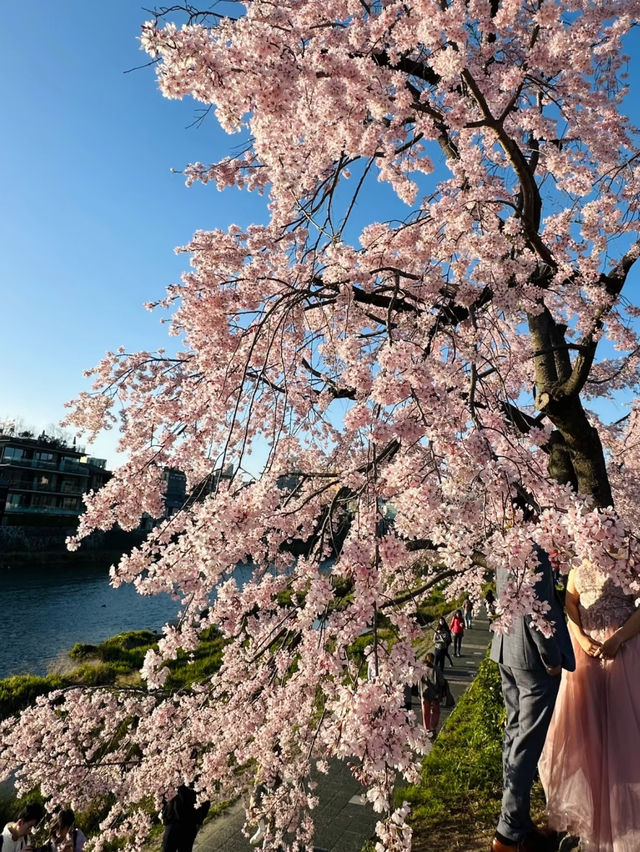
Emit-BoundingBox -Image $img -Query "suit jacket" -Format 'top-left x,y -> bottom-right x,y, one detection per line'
490,547 -> 575,672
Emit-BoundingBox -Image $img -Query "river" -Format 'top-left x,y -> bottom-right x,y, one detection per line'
0,556 -> 321,680
0,560 -> 181,679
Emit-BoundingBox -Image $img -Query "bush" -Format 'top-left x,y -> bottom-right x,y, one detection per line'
0,673 -> 67,719
164,628 -> 227,690
70,663 -> 119,686
69,643 -> 98,660
93,631 -> 159,669
415,586 -> 466,626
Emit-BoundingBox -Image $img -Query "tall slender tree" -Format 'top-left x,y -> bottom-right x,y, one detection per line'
3,3 -> 640,850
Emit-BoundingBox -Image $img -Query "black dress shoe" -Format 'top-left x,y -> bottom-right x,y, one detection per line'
521,830 -> 557,852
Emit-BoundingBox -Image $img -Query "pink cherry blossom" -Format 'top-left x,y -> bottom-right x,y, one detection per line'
3,3 -> 640,850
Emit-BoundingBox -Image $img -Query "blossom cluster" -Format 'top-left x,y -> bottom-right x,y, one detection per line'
3,2 -> 640,850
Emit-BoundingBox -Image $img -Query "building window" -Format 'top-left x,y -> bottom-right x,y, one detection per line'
7,493 -> 30,509
2,447 -> 25,461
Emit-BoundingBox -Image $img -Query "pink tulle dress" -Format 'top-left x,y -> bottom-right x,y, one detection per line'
539,562 -> 640,852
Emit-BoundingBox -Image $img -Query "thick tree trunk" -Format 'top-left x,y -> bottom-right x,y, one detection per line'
542,403 -> 613,508
528,308 -> 613,509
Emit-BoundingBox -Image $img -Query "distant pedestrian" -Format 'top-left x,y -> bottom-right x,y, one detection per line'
1,802 -> 45,852
463,596 -> 473,630
449,610 -> 465,657
365,644 -> 378,681
249,762 -> 283,849
421,652 -> 445,739
161,784 -> 210,852
433,616 -> 454,669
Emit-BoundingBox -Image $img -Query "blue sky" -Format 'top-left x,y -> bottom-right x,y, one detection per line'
0,2 -> 268,466
1,5 -> 639,470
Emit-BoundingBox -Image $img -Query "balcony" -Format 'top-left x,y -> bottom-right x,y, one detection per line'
4,482 -> 84,496
0,457 -> 89,476
4,505 -> 80,516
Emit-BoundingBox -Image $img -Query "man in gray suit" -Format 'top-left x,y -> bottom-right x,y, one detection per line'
490,546 -> 575,852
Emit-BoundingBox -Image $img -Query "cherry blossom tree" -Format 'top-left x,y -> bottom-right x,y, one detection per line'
3,2 -> 640,850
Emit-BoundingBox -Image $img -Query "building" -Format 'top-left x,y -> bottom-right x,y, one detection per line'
163,468 -> 188,517
138,466 -> 236,530
0,431 -> 111,526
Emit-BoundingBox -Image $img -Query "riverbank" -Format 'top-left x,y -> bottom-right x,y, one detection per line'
0,519 -> 148,570
0,550 -> 128,569
0,626 -> 230,720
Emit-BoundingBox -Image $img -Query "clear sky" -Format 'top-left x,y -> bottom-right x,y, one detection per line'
0,2 -> 268,466
1,5 -> 639,470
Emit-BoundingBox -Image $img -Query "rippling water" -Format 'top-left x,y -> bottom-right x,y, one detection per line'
0,561 -> 180,679
0,556 -> 321,680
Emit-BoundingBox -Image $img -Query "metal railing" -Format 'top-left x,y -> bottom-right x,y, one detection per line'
0,457 -> 89,475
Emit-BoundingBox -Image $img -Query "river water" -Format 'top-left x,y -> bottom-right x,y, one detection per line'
0,557 -> 319,680
0,561 -> 181,679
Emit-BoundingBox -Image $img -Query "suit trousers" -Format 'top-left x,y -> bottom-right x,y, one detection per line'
497,664 -> 561,843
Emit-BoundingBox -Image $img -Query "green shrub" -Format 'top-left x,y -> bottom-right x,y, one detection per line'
415,586 -> 466,625
97,631 -> 158,659
0,673 -> 68,719
71,793 -> 118,837
71,663 -> 119,686
69,643 -> 98,660
164,629 -> 227,690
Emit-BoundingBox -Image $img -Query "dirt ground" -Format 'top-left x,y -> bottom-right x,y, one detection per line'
412,824 -> 494,851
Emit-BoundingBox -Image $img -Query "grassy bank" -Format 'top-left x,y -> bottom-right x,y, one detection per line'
403,654 -> 504,845
0,627 -> 227,721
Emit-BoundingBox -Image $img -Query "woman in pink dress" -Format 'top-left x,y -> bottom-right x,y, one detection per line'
538,561 -> 640,852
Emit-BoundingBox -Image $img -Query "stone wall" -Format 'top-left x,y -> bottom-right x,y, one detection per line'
0,525 -> 144,564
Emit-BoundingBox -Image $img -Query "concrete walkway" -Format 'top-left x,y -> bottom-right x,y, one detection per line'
194,613 -> 492,852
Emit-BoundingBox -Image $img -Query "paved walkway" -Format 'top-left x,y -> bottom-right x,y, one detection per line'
194,613 -> 492,852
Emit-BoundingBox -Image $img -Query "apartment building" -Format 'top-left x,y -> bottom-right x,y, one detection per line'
0,431 -> 111,526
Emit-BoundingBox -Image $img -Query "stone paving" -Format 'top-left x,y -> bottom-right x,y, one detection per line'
193,613 -> 492,852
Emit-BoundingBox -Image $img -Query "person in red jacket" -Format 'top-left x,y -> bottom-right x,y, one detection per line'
449,609 -> 465,657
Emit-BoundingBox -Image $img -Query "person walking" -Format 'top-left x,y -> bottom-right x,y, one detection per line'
421,652 -> 445,739
463,596 -> 473,629
433,616 -> 454,669
449,609 -> 465,657
485,587 -> 496,615
490,543 -> 575,852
